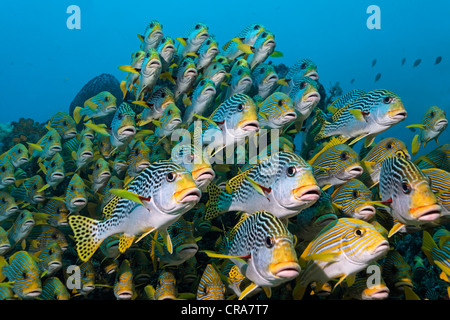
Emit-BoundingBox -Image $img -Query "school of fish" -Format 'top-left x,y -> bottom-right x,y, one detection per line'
0,20 -> 448,301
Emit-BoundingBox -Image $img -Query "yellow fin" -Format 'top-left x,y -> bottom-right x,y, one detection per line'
404,286 -> 421,300
120,81 -> 127,99
68,215 -> 102,262
237,43 -> 253,54
84,123 -> 110,136
137,34 -> 144,42
200,250 -> 248,264
388,222 -> 405,238
327,106 -> 338,114
276,78 -> 289,87
411,134 -> 420,156
348,109 -> 366,121
37,184 -> 50,193
160,229 -> 173,254
134,227 -> 156,244
239,283 -> 259,300
292,278 -> 307,300
305,252 -> 339,263
73,106 -> 82,124
270,51 -> 283,57
118,65 -> 140,74
108,188 -> 150,206
176,37 -> 187,47
118,234 -> 135,253
406,124 -> 426,129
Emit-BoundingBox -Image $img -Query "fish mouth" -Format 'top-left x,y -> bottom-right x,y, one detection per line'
435,119 -> 448,127
305,71 -> 319,81
23,219 -> 35,227
82,285 -> 95,293
2,177 -> 16,186
99,171 -> 112,178
64,131 -> 78,139
293,184 -> 321,203
185,68 -> 198,77
175,187 -> 201,204
372,240 -> 390,256
265,39 -> 276,46
282,112 -> 297,121
240,120 -> 260,131
303,92 -> 320,102
366,287 -> 390,299
50,145 -> 63,152
137,162 -> 151,170
24,289 -> 42,298
33,195 -> 45,203
71,197 -> 87,207
411,204 -> 441,221
271,262 -> 301,279
192,167 -> 215,183
177,243 -> 199,256
49,261 -> 62,269
118,126 -> 136,137
7,205 -> 19,214
149,60 -> 161,68
81,151 -> 93,158
315,213 -> 338,226
117,291 -> 133,300
240,77 -> 252,85
266,74 -> 279,82
356,205 -> 376,220
0,244 -> 11,252
389,110 -> 408,121
204,87 -> 216,94
17,157 -> 29,164
106,106 -> 117,113
346,165 -> 364,177
51,172 -> 64,180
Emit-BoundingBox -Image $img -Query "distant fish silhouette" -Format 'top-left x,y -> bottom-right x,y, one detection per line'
435,56 -> 442,65
413,59 -> 422,67
372,59 -> 377,67
374,73 -> 381,82
401,58 -> 406,66
350,78 -> 355,84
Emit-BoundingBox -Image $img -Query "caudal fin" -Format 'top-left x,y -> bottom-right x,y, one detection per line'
314,110 -> 330,141
68,215 -> 103,262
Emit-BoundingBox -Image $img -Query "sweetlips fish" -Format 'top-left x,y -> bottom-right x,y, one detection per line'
29,128 -> 62,161
125,139 -> 150,178
91,157 -> 111,192
138,20 -> 164,52
330,179 -> 377,221
195,36 -> 219,72
308,137 -> 363,190
245,30 -> 281,70
36,241 -> 63,277
74,136 -> 94,171
225,64 -> 253,99
65,173 -> 88,214
11,175 -> 46,205
26,224 -> 68,254
64,261 -> 95,296
68,161 -> 201,262
199,93 -> 259,156
257,92 -> 297,130
288,76 -> 321,131
421,168 -> 450,216
154,270 -> 177,300
120,50 -> 146,98
422,229 -> 450,282
157,36 -> 176,72
414,143 -> 450,172
172,57 -> 198,103
40,153 -> 65,189
359,137 -> 410,188
222,23 -> 266,61
135,87 -> 175,126
315,89 -> 408,147
41,198 -> 69,227
281,58 -> 319,95
6,210 -> 35,250
0,251 -> 42,299
203,211 -> 300,300
73,91 -> 117,124
205,151 -> 320,221
154,103 -> 182,139
379,156 -> 442,230
176,22 -> 209,58
381,249 -> 414,293
113,259 -> 135,300
0,156 -> 16,189
197,264 -> 226,300
0,143 -> 29,168
0,191 -> 18,223
109,103 -> 136,151
182,78 -> 216,126
251,63 -> 280,100
408,105 -> 448,155
40,277 -> 70,300
343,262 -> 390,300
48,111 -> 77,140
293,218 -> 390,299
146,216 -> 198,268
0,227 -> 11,256
202,61 -> 228,90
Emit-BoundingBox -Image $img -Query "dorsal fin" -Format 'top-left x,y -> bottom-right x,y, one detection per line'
307,136 -> 347,165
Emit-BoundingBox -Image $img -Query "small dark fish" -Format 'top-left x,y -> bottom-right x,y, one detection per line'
371,59 -> 377,67
374,73 -> 381,82
435,56 -> 442,65
401,58 -> 406,66
350,78 -> 355,84
413,59 -> 422,67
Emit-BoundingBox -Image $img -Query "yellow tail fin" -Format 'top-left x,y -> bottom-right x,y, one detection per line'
68,215 -> 103,262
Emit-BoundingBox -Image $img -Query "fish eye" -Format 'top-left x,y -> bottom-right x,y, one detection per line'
237,104 -> 244,112
386,142 -> 393,149
430,111 -> 435,118
171,228 -> 179,237
95,163 -> 100,170
17,149 -> 22,153
70,185 -> 74,192
48,136 -> 53,142
261,32 -> 267,37
0,198 -> 5,204
213,65 -> 217,70
22,272 -> 27,279
63,120 -> 68,126
166,172 -> 177,182
354,227 -> 365,237
300,63 -> 307,69
80,143 -> 84,148
105,96 -> 110,102
200,80 -> 205,86
340,152 -> 349,160
237,69 -> 243,75
31,183 -> 37,190
253,25 -> 260,30
352,190 -> 359,198
206,40 -> 211,45
149,22 -> 154,28
300,81 -> 306,89
161,92 -> 166,98
195,24 -> 201,30
265,236 -> 275,248
0,166 -> 5,172
259,67 -> 265,74
277,100 -> 283,106
182,61 -> 187,67
383,96 -> 393,104
286,166 -> 296,177
134,148 -> 140,156
50,161 -> 56,168
401,180 -> 411,194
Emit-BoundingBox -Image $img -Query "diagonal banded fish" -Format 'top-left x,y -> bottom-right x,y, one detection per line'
154,270 -> 178,300
331,179 -> 376,221
40,277 -> 70,300
0,143 -> 29,168
205,151 -> 320,221
414,144 -> 450,172
359,137 -> 410,188
257,92 -> 297,130
139,20 -> 164,52
68,161 -> 201,262
379,156 -> 442,227
48,111 -> 77,140
422,168 -> 450,216
288,76 -> 321,130
281,58 -> 319,95
206,211 -> 300,300
315,89 -> 408,147
381,249 -> 413,292
222,23 -> 265,61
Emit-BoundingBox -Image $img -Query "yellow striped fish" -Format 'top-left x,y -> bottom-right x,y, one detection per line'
197,264 -> 226,300
40,277 -> 70,300
257,92 -> 297,130
414,143 -> 450,171
113,259 -> 135,300
293,218 -> 389,299
422,168 -> 450,216
381,249 -> 414,293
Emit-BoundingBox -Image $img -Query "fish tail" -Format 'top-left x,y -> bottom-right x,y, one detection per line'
68,215 -> 104,262
73,107 -> 82,124
421,230 -> 438,265
314,110 -> 329,141
205,183 -> 232,221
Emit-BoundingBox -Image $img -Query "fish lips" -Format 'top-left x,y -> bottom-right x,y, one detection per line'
239,120 -> 260,132
410,204 -> 442,222
270,261 -> 301,279
364,286 -> 390,300
304,71 -> 319,81
71,197 -> 87,208
293,184 -> 321,203
116,290 -> 134,300
372,240 -> 390,256
354,205 -> 376,220
118,126 -> 136,139
175,187 -> 201,204
192,167 -> 215,188
176,243 -> 199,257
1,177 -> 16,186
